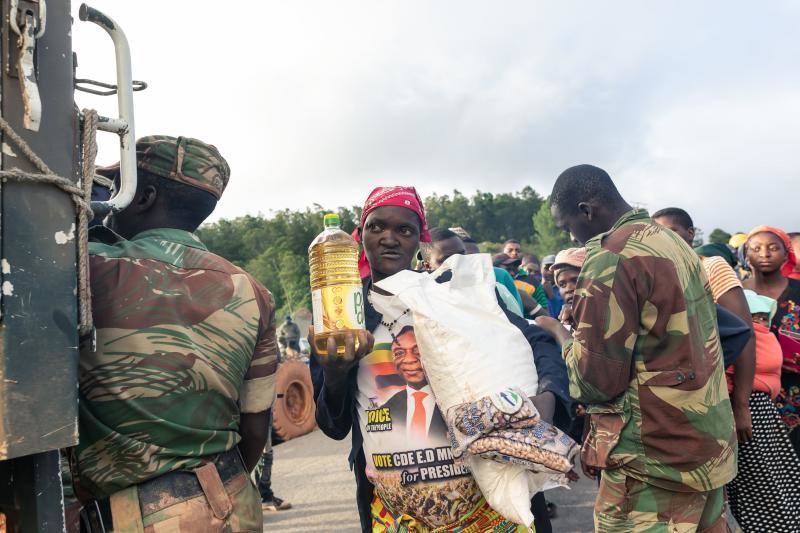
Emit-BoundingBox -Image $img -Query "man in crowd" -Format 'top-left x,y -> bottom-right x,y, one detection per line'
541,254 -> 563,319
539,164 -> 737,532
521,255 -> 541,280
493,253 -> 548,317
653,207 -> 755,444
512,251 -> 550,312
504,240 -> 548,303
278,314 -> 302,353
76,136 -> 277,530
503,238 -> 523,260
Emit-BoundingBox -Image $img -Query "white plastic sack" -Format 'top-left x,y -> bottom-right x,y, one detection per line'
374,254 -> 569,527
375,254 -> 539,408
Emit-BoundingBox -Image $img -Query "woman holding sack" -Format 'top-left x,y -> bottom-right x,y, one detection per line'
309,186 -> 572,532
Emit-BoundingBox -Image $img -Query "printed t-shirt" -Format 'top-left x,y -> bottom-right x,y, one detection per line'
358,292 -> 519,530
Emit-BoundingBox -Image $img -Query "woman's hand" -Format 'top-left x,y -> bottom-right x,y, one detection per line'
308,327 -> 374,394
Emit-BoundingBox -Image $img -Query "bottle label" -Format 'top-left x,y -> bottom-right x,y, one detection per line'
312,283 -> 365,334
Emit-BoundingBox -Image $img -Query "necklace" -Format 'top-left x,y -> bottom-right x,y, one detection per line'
380,308 -> 411,332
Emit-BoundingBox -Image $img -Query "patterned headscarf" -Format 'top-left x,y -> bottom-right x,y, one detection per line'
747,225 -> 797,278
353,186 -> 431,278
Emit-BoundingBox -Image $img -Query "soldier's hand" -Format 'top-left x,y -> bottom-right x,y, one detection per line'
733,401 -> 753,443
308,327 -> 374,392
581,461 -> 600,480
534,316 -> 571,346
558,303 -> 574,326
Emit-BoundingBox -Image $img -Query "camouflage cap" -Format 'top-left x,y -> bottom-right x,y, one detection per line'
102,136 -> 230,199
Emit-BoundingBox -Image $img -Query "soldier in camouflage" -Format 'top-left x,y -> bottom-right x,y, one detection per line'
539,165 -> 737,532
74,136 -> 277,532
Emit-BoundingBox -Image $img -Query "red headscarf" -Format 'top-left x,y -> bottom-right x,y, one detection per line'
747,225 -> 798,278
353,186 -> 431,279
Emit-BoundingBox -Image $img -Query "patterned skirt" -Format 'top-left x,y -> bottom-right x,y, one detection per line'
727,392 -> 800,533
370,493 -> 528,533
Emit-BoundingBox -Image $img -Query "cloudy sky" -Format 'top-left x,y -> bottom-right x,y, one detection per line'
73,1 -> 799,237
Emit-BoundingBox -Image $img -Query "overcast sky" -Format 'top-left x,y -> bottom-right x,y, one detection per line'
73,1 -> 799,237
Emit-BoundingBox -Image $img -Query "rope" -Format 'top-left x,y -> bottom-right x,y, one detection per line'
78,109 -> 98,336
0,110 -> 98,336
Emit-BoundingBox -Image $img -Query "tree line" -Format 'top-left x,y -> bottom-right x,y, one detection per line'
197,188 -> 730,316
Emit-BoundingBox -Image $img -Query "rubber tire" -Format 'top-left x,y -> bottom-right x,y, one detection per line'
272,360 -> 316,441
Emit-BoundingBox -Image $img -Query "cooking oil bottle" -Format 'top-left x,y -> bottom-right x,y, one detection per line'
309,213 -> 366,355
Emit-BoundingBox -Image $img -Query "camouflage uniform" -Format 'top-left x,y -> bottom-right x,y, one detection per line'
562,209 -> 736,532
76,137 -> 278,532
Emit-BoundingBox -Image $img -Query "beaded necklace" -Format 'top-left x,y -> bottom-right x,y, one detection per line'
381,308 -> 411,337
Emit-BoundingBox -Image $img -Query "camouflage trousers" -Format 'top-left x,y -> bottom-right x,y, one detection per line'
594,469 -> 730,533
109,464 -> 262,532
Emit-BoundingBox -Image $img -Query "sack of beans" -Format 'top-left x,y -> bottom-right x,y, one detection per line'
375,254 -> 577,527
446,388 -> 577,474
468,422 -> 578,474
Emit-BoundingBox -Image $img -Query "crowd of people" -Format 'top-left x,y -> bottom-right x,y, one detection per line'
67,133 -> 800,533
312,166 -> 800,532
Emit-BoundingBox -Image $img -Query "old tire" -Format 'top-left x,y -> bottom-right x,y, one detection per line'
272,360 -> 316,441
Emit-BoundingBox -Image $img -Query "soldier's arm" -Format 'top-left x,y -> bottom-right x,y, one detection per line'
238,279 -> 279,470
563,254 -> 639,405
240,412 -> 270,472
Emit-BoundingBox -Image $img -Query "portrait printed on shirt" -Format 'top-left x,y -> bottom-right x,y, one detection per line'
379,325 -> 447,440
356,321 -> 481,528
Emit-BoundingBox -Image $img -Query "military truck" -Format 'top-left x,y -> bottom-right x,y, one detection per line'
0,2 -> 150,530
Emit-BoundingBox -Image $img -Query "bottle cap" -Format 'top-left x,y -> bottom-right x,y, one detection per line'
324,213 -> 341,228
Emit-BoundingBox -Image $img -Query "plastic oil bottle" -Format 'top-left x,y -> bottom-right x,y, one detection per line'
309,213 -> 366,355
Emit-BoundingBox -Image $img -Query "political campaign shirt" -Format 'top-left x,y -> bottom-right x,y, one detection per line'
356,291 -> 524,530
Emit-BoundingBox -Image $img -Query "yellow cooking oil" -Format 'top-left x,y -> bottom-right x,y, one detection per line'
309,213 -> 365,355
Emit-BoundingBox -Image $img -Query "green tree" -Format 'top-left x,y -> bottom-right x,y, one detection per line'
531,200 -> 572,258
245,247 -> 311,316
708,228 -> 732,245
424,187 -> 543,243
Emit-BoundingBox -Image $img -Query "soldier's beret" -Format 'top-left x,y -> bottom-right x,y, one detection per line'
103,135 -> 230,199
